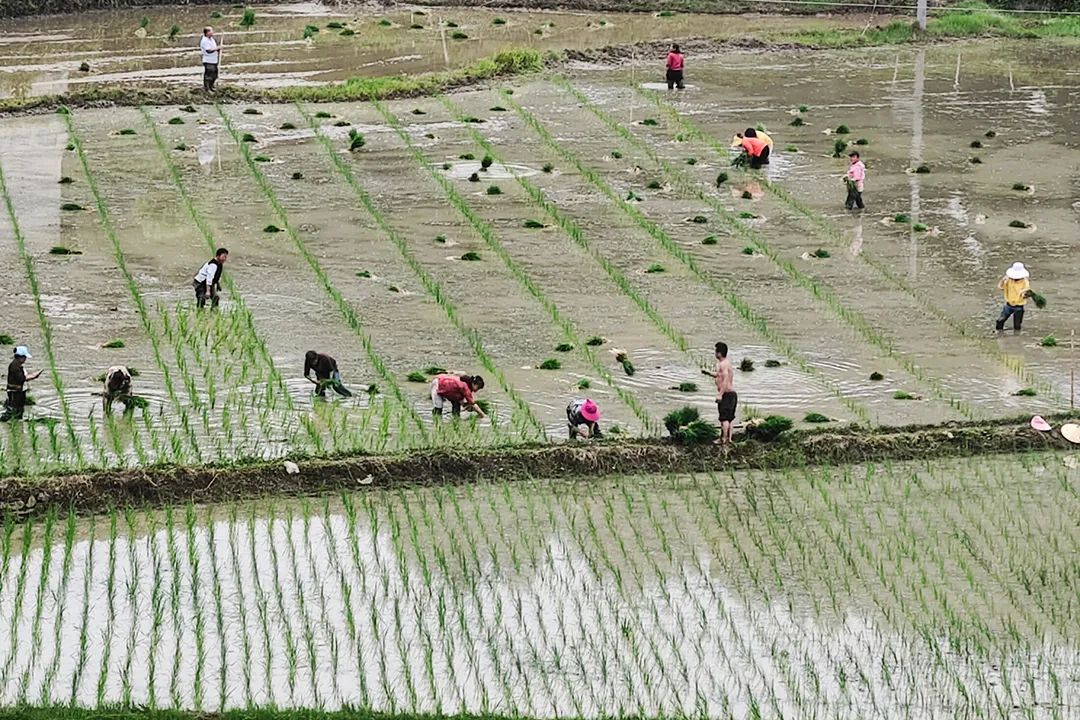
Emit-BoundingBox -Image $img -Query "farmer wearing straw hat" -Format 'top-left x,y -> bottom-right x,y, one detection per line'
995,262 -> 1031,332
567,398 -> 602,439
2,346 -> 41,422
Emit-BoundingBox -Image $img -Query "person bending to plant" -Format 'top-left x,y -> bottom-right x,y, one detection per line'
304,350 -> 352,397
567,398 -> 602,439
192,247 -> 228,309
702,341 -> 737,445
2,346 -> 41,422
431,373 -> 486,419
731,128 -> 772,170
102,365 -> 132,413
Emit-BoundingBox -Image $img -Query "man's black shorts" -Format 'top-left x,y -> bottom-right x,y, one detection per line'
716,391 -> 738,422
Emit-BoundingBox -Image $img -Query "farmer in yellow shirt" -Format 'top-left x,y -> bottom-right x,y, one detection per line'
995,262 -> 1030,332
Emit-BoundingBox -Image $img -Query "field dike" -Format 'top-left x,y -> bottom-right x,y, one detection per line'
0,416 -> 1074,517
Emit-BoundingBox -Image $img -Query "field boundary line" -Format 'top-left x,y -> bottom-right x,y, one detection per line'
635,85 -> 1066,408
61,110 -> 203,457
500,90 -> 873,425
556,79 -> 978,420
214,105 -> 431,445
373,99 -> 660,436
0,157 -> 84,467
437,93 -> 708,370
295,102 -> 547,443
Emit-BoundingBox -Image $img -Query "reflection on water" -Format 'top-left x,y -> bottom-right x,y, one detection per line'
0,457 -> 1078,715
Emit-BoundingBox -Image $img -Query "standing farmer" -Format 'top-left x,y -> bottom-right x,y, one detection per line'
2,346 -> 41,422
845,151 -> 866,210
200,27 -> 221,93
995,262 -> 1031,333
702,341 -> 737,445
304,350 -> 352,397
192,247 -> 228,309
430,373 -> 486,419
665,44 -> 685,90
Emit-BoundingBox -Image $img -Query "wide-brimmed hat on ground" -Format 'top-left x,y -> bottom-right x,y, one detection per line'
1030,415 -> 1051,432
1006,262 -> 1030,280
581,399 -> 600,423
1061,423 -> 1080,444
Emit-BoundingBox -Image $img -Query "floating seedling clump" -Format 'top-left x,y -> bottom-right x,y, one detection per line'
459,153 -> 475,161
493,17 -> 507,25
340,29 -> 356,36
480,155 -> 494,170
49,246 -> 81,255
118,128 -> 136,136
970,140 -> 983,148
435,235 -> 446,244
893,391 -> 916,400
789,117 -> 804,127
542,163 -> 554,173
102,339 -> 125,349
969,156 -> 983,164
673,382 -> 698,393
812,248 -> 830,258
716,172 -> 729,187
168,117 -> 184,125
1012,183 -> 1031,191
1040,335 -> 1057,347
538,358 -> 561,370
586,336 -> 605,346
644,264 -> 665,274
523,219 -> 545,228
739,358 -> 755,372
451,32 -> 469,40
253,155 -> 271,162
555,343 -> 573,352
869,371 -> 884,381
60,203 -> 84,211
486,185 -> 502,195
0,334 -> 13,345
263,224 -> 282,233
242,108 -> 261,115
626,191 -> 642,202
913,223 -> 928,232
855,138 -> 869,146
326,21 -> 345,29
686,158 -> 697,165
460,251 -> 481,261
663,406 -> 718,444
804,412 -> 831,423
356,270 -> 371,278
333,120 -> 351,127
78,62 -> 90,72
315,110 -> 333,118
703,235 -> 718,246
303,24 -> 319,38
691,215 -> 708,224
914,164 -> 931,174
646,180 -> 662,190
835,124 -> 850,134
832,139 -> 847,157
348,129 -> 365,151
291,172 -> 303,180
741,247 -> 755,255
611,150 -> 622,159
241,133 -> 257,143
764,359 -> 782,367
741,190 -> 753,199
576,378 -> 591,389
1008,220 -> 1029,229
1013,387 -> 1037,397
180,104 -> 196,113
1029,291 -> 1047,308
613,349 -> 635,376
239,8 -> 256,27
58,176 -> 73,184
738,212 -> 757,219
468,173 -> 480,182
174,142 -> 188,151
893,213 -> 910,224
785,145 -> 799,152
641,118 -> 658,126
406,371 -> 427,383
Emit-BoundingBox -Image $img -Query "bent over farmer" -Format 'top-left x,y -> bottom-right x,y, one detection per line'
192,247 -> 227,309
567,398 -> 602,439
2,346 -> 41,422
304,350 -> 352,397
996,262 -> 1031,333
431,373 -> 485,419
103,365 -> 132,413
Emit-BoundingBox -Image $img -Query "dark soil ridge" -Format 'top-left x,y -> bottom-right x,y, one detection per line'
1,415 -> 1075,518
564,36 -> 811,64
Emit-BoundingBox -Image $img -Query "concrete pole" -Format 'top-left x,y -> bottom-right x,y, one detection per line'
917,0 -> 928,31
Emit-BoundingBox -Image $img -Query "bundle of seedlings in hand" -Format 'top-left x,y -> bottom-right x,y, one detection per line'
1028,291 -> 1046,308
348,129 -> 365,151
612,348 -> 635,376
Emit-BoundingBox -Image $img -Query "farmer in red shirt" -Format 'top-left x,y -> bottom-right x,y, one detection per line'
735,128 -> 771,169
430,373 -> 486,419
665,44 -> 685,90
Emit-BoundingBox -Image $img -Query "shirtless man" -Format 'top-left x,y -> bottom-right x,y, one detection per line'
702,341 -> 736,445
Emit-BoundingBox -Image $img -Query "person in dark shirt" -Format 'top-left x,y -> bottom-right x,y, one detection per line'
304,350 -> 352,397
103,366 -> 133,413
2,346 -> 41,422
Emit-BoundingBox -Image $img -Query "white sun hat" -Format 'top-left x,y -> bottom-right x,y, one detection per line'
1006,262 -> 1030,280
13,346 -> 30,358
1061,423 -> 1080,445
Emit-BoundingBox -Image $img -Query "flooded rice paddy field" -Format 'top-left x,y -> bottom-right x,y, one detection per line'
0,3 -> 872,97
1,40 -> 1078,474
0,453 -> 1078,715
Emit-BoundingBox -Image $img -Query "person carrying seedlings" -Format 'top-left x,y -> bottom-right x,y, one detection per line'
200,27 -> 222,93
304,350 -> 352,397
102,365 -> 132,413
431,373 -> 486,419
2,346 -> 41,422
192,247 -> 228,309
732,128 -> 771,169
702,341 -> 736,445
995,262 -> 1032,333
567,398 -> 602,439
845,151 -> 866,210
665,44 -> 685,91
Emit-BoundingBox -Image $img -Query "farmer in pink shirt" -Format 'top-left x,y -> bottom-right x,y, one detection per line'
430,373 -> 486,419
845,151 -> 866,210
665,44 -> 685,90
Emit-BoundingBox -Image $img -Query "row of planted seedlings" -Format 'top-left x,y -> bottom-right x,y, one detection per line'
544,80 -> 1007,420
480,87 -> 874,425
631,86 -> 1069,409
147,104 -> 416,459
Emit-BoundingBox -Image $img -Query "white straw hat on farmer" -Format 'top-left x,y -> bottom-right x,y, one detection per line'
13,346 -> 30,358
1006,262 -> 1029,280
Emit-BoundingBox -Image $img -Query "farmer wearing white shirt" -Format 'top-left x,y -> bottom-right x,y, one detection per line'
200,27 -> 221,92
193,247 -> 228,309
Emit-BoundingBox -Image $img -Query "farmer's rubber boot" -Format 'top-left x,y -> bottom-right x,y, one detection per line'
995,317 -> 1006,332
432,408 -> 443,421
1013,308 -> 1024,333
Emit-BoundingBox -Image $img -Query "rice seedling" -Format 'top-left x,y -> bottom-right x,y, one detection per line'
48,245 -> 81,255
241,133 -> 257,143
832,139 -> 847,157
303,24 -> 319,38
702,235 -> 718,245
691,215 -> 708,224
663,406 -> 717,443
486,185 -> 502,195
174,142 -> 188,151
101,338 -> 125,348
78,62 -> 90,72
538,359 -> 561,370
893,213 -> 910,223
971,140 -> 983,148
893,390 -> 916,399
523,219 -> 546,228
716,172 -> 728,186
804,412 -> 831,423
291,172 -> 303,179
326,21 -> 344,29
739,357 -> 755,372
1029,291 -> 1046,308
576,378 -> 591,389
1008,220 -> 1029,228
333,119 -> 350,127
1039,335 -> 1057,347
645,263 -> 665,273
625,190 -> 642,202
611,150 -> 622,159
789,117 -> 804,126
1013,387 -> 1037,396
0,334 -> 12,345
914,164 -> 931,173
835,124 -> 850,134
970,156 -> 983,164
811,248 -> 830,258
263,224 -> 282,233
869,371 -> 884,380
673,382 -> 698,392
239,7 -> 255,27
118,128 -> 136,136
542,163 -> 554,173
741,190 -> 753,199
60,202 -> 84,211
646,180 -> 662,189
764,359 -> 782,367
460,251 -> 481,261
739,211 -> 757,219
785,144 -> 799,152
1012,182 -> 1030,191
468,172 -> 480,182
586,336 -> 605,346
741,246 -> 755,255
253,155 -> 271,162
913,223 -> 928,232
746,414 -> 793,440
348,129 -> 365,150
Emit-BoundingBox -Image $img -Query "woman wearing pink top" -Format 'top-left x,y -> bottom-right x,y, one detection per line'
845,151 -> 866,210
666,44 -> 685,90
430,373 -> 486,419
